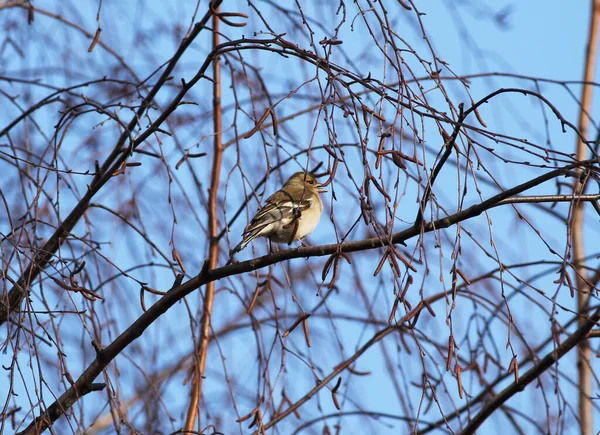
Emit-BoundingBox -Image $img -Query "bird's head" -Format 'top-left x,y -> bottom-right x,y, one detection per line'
287,172 -> 327,194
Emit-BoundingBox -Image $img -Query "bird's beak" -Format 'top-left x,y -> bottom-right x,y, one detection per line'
316,184 -> 327,194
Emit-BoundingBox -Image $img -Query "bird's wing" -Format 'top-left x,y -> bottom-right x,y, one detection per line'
230,190 -> 314,255
244,190 -> 313,233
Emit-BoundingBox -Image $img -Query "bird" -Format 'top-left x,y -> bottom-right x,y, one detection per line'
230,172 -> 325,255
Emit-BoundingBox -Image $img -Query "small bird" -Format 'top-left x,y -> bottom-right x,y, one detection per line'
230,172 -> 326,255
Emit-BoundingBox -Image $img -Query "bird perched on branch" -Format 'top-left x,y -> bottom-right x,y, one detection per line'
230,172 -> 326,255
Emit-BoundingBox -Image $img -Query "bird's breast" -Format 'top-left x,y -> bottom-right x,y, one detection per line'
268,200 -> 323,244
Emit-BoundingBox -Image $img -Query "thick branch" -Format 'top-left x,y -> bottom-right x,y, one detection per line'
460,303 -> 600,435
16,163 -> 595,434
0,1 -> 223,325
0,29 -> 585,328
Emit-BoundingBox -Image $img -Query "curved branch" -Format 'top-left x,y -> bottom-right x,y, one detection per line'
414,84 -> 588,226
16,162 -> 595,434
0,1 -> 223,326
1,27 -> 586,330
459,303 -> 600,435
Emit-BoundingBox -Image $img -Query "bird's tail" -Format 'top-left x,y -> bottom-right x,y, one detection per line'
229,231 -> 260,256
229,239 -> 248,256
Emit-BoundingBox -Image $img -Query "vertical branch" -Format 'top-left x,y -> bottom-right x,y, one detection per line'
573,2 -> 600,434
184,4 -> 222,431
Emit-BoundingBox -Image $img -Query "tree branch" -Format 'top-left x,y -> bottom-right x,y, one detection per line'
460,303 -> 600,435
15,162 -> 596,434
0,0 -> 223,326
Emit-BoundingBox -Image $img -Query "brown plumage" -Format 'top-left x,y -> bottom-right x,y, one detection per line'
230,172 -> 325,255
